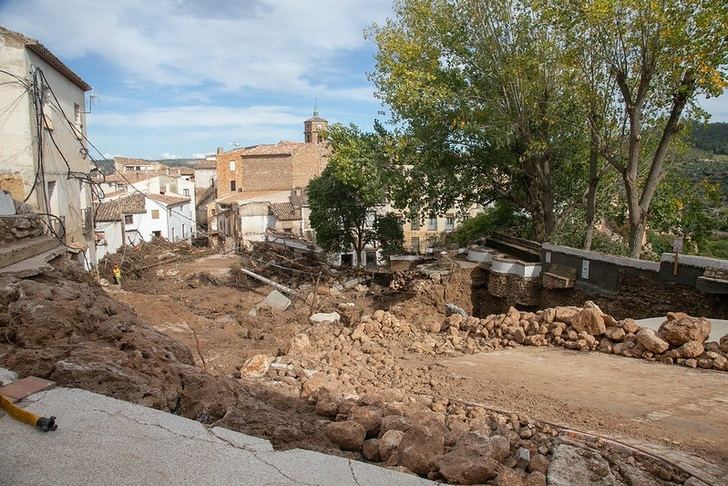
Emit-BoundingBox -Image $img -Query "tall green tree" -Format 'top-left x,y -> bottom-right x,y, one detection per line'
373,212 -> 405,260
369,0 -> 589,241
548,0 -> 728,258
307,124 -> 398,265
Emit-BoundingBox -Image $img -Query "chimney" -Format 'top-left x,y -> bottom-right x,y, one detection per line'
216,147 -> 224,154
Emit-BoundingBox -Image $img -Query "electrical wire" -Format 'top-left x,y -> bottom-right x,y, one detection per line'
39,82 -> 206,236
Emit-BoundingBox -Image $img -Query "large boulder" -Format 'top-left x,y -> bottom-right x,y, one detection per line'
380,414 -> 413,435
720,333 -> 728,354
456,432 -> 510,462
326,421 -> 366,451
349,406 -> 382,438
437,447 -> 499,484
636,328 -> 669,354
554,307 -> 579,325
547,444 -> 616,485
379,429 -> 405,462
397,424 -> 445,475
672,341 -> 704,359
658,313 -> 711,346
571,308 -> 606,336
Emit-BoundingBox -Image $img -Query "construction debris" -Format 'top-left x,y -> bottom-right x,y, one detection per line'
249,290 -> 292,316
2,246 -> 726,485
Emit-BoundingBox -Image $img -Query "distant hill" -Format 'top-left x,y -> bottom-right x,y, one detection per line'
691,122 -> 728,155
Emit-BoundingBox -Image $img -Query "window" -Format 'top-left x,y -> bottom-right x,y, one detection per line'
182,224 -> 186,238
428,216 -> 438,231
229,160 -> 236,171
411,237 -> 420,254
411,219 -> 420,231
124,214 -> 133,225
366,210 -> 377,228
230,180 -> 236,191
73,103 -> 82,137
152,209 -> 160,219
445,216 -> 455,230
183,188 -> 190,197
171,227 -> 176,241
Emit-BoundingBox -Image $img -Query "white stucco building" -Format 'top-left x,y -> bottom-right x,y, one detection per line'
94,193 -> 194,260
0,27 -> 96,267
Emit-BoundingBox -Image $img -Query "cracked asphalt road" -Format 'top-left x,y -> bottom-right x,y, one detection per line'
0,387 -> 432,486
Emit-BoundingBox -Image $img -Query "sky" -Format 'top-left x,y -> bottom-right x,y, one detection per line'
0,0 -> 394,159
1,0 -> 727,160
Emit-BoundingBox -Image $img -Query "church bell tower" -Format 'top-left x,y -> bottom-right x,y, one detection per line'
304,105 -> 328,144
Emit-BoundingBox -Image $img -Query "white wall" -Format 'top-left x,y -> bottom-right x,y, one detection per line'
95,221 -> 123,261
0,31 -> 96,266
194,168 -> 216,189
240,214 -> 276,237
169,202 -> 194,242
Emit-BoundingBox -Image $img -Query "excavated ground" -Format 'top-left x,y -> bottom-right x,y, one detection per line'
2,246 -> 727,485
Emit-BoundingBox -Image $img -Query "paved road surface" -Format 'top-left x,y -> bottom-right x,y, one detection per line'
1,387 -> 432,486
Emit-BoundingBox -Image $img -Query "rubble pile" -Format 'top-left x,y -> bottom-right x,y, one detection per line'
0,258 -> 333,452
98,238 -> 211,282
238,306 -> 695,485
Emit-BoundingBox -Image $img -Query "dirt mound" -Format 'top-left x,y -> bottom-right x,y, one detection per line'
0,257 -> 332,452
97,238 -> 212,284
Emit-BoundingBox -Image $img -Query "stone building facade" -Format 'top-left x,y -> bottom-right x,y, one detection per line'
0,27 -> 96,268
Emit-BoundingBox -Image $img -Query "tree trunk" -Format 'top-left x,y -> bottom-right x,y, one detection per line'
583,114 -> 600,250
628,217 -> 646,259
624,173 -> 644,258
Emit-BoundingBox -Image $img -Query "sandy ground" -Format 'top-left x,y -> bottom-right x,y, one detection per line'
442,347 -> 728,471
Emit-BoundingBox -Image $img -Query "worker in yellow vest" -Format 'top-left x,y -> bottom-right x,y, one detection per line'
113,264 -> 122,285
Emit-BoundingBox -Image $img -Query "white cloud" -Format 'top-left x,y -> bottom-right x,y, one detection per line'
159,152 -> 180,159
0,0 -> 391,100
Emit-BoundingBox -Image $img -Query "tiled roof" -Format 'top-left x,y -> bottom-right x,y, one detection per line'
95,194 -> 146,222
195,159 -> 217,169
270,202 -> 301,221
114,156 -> 158,167
1,27 -> 91,91
147,193 -> 190,206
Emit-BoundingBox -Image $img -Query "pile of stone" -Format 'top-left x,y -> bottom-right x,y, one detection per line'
435,304 -> 727,372
308,389 -> 690,485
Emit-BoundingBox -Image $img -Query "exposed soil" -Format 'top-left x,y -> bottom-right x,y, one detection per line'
3,244 -> 727,484
443,348 -> 728,468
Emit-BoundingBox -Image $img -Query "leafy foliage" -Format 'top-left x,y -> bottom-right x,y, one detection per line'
307,124 -> 403,265
450,202 -> 528,246
308,165 -> 373,256
368,0 -> 590,241
373,212 -> 405,259
692,122 -> 728,155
